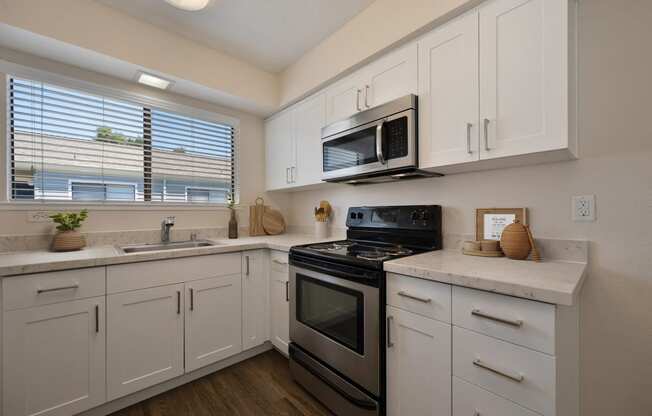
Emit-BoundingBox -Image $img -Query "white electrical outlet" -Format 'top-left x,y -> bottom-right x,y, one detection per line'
27,211 -> 52,223
572,195 -> 596,222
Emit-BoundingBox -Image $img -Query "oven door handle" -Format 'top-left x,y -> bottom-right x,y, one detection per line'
292,348 -> 378,411
376,120 -> 386,165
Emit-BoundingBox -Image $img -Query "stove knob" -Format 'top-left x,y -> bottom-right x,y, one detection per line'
357,212 -> 364,220
350,212 -> 357,219
411,211 -> 419,221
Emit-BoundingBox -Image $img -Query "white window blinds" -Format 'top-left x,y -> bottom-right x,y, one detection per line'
8,76 -> 237,204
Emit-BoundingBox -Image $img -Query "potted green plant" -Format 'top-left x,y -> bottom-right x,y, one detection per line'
50,209 -> 89,252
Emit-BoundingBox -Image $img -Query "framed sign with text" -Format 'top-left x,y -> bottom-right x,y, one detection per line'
475,208 -> 527,241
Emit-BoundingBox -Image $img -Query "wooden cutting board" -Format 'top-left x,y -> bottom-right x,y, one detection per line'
262,208 -> 286,235
249,197 -> 266,236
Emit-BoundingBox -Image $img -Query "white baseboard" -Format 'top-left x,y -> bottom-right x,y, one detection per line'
78,342 -> 273,416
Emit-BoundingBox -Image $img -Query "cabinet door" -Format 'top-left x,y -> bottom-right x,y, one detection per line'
265,110 -> 295,190
269,252 -> 290,355
242,250 -> 268,350
419,12 -> 480,168
3,297 -> 105,416
479,0 -> 567,159
107,284 -> 184,400
386,305 -> 451,416
186,274 -> 243,372
325,72 -> 365,124
293,93 -> 326,187
364,42 -> 418,109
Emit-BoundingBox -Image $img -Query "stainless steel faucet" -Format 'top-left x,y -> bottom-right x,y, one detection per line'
161,216 -> 175,243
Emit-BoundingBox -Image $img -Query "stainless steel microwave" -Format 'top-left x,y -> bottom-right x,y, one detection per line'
321,95 -> 440,184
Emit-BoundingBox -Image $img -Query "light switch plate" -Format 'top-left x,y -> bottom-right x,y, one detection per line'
27,211 -> 52,223
572,195 -> 596,222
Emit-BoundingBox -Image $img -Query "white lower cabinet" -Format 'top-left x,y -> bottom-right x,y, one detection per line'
186,274 -> 243,371
386,305 -> 451,416
3,297 -> 106,416
242,250 -> 269,350
453,377 -> 539,416
106,284 -> 185,400
269,250 -> 290,355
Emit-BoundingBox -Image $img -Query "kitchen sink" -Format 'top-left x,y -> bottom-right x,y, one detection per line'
118,240 -> 217,254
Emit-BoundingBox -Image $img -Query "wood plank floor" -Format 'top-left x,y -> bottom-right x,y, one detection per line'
110,349 -> 333,416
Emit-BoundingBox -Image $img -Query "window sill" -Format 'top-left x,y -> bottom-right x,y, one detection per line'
0,201 -> 242,212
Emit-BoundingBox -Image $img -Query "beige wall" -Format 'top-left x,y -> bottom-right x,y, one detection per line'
284,0 -> 652,414
0,47 -> 289,236
279,0 -> 473,105
0,0 -> 278,112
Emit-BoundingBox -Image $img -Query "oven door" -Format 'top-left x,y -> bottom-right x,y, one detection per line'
322,108 -> 416,182
290,265 -> 380,395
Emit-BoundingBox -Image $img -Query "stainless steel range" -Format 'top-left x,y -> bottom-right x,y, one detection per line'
288,205 -> 442,416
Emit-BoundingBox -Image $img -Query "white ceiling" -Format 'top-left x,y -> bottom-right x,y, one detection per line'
97,0 -> 375,73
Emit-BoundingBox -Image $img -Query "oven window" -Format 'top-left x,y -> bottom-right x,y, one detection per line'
296,274 -> 364,354
323,125 -> 379,172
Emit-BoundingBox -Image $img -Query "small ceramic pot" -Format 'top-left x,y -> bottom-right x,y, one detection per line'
315,221 -> 329,239
51,230 -> 86,252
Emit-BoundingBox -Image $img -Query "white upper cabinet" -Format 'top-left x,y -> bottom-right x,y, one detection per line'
418,11 -> 480,168
293,93 -> 326,187
265,110 -> 295,191
186,274 -> 243,371
325,43 -> 418,125
3,297 -> 106,416
242,250 -> 268,350
479,0 -> 568,159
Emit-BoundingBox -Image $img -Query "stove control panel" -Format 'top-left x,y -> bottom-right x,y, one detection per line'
346,205 -> 441,231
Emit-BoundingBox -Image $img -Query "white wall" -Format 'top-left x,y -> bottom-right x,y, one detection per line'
0,46 -> 289,236
284,0 -> 652,414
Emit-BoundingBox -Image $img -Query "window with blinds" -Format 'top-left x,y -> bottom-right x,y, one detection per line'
8,77 -> 237,204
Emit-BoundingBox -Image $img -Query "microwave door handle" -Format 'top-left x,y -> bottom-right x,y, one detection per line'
376,120 -> 386,165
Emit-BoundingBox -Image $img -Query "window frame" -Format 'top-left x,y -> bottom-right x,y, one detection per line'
2,62 -> 240,208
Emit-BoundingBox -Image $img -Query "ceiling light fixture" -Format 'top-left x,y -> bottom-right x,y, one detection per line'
136,71 -> 174,90
164,0 -> 211,11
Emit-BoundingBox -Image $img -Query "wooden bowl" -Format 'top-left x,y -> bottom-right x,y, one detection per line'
500,220 -> 531,260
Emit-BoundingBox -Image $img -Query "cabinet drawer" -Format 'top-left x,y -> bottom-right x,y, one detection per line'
107,253 -> 241,293
270,250 -> 289,274
3,267 -> 105,311
453,377 -> 539,416
387,273 -> 451,323
453,286 -> 555,354
453,327 -> 555,416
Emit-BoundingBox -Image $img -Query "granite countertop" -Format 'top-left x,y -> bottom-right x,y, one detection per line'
0,233 -> 341,278
384,250 -> 588,306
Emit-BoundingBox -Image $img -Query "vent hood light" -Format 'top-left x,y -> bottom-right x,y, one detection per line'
164,0 -> 211,11
136,71 -> 173,90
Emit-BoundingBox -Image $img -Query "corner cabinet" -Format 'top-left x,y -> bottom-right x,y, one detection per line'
419,0 -> 577,174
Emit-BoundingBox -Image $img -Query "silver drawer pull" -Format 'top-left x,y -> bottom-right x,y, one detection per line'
471,309 -> 523,327
36,284 -> 79,294
272,259 -> 288,265
387,316 -> 394,348
473,358 -> 524,382
398,291 -> 432,303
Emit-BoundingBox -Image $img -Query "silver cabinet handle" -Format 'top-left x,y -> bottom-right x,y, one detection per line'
291,166 -> 296,183
483,118 -> 491,151
376,120 -> 386,165
37,284 -> 79,294
176,291 -> 181,314
473,358 -> 524,382
285,281 -> 289,302
466,123 -> 473,154
356,89 -> 362,111
245,255 -> 250,276
365,85 -> 370,108
387,316 -> 394,348
286,167 -> 291,184
272,259 -> 288,265
471,309 -> 523,327
189,288 -> 195,311
398,291 -> 432,303
95,304 -> 99,333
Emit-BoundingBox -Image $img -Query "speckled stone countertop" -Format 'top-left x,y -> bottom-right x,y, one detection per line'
384,249 -> 588,306
0,233 -> 341,277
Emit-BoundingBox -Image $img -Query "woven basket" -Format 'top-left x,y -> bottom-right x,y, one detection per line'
500,220 -> 531,260
51,230 -> 86,252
